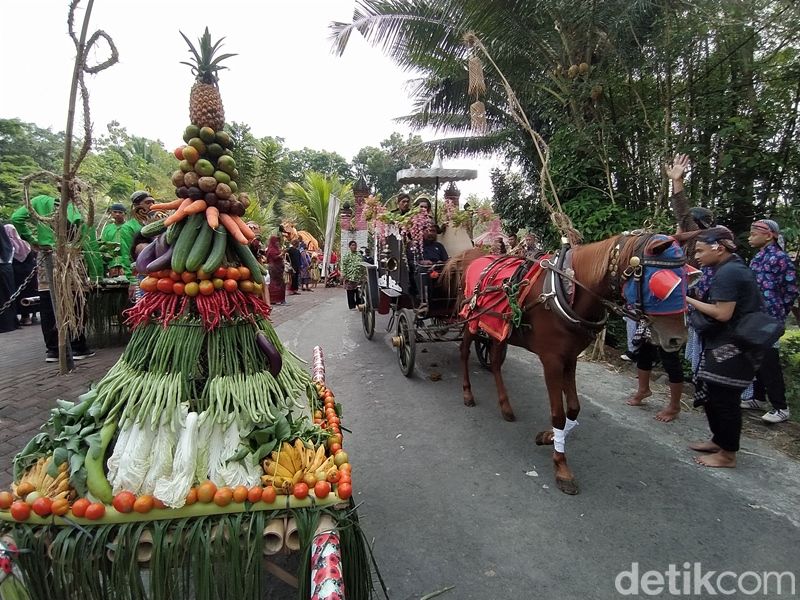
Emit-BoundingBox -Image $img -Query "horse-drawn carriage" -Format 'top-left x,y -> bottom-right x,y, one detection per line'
358,224 -> 500,376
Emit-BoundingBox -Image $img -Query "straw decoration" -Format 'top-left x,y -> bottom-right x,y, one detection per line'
468,55 -> 486,97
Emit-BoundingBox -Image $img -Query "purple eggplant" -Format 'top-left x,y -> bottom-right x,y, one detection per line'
135,240 -> 158,274
155,232 -> 168,256
146,246 -> 175,273
256,331 -> 283,377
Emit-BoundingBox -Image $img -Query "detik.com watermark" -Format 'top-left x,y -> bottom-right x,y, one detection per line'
614,562 -> 796,596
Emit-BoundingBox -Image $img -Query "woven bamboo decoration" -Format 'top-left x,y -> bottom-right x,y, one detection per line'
468,55 -> 486,97
470,101 -> 487,133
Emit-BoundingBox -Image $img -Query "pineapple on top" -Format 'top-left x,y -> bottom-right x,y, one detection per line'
180,27 -> 236,131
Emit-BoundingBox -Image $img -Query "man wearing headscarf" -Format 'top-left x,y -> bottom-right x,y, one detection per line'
740,219 -> 799,423
118,191 -> 155,282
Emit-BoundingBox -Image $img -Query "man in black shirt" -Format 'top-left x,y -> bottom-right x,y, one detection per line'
419,223 -> 448,265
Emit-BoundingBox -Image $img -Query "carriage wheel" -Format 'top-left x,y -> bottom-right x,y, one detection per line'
361,285 -> 375,340
474,336 -> 507,370
396,309 -> 416,377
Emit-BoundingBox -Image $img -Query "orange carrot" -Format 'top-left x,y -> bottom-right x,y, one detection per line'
219,213 -> 248,244
231,215 -> 256,241
150,199 -> 183,211
184,199 -> 208,215
206,206 -> 220,229
163,199 -> 192,226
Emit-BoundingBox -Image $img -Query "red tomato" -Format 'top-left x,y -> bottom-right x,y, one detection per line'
112,491 -> 136,514
223,279 -> 238,293
0,491 -> 13,509
185,488 -> 198,506
292,483 -> 309,500
326,470 -> 341,484
152,498 -> 166,509
31,497 -> 52,517
198,280 -> 215,296
212,278 -> 224,290
173,282 -> 186,296
169,270 -> 182,282
337,482 -> 352,500
71,498 -> 91,518
157,278 -> 174,294
237,266 -> 251,280
196,269 -> 212,281
84,502 -> 106,520
261,486 -> 277,504
314,481 -> 331,499
214,266 -> 228,278
10,501 -> 30,521
226,267 -> 242,281
174,146 -> 184,160
133,495 -> 154,513
181,271 -> 197,284
329,442 -> 342,455
140,277 -> 159,293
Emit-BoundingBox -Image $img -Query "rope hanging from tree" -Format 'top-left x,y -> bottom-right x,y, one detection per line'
463,32 -> 582,246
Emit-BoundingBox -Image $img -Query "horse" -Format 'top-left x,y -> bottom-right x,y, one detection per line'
442,233 -> 690,495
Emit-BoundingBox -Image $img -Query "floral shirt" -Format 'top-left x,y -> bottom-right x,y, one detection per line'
750,242 -> 799,321
341,250 -> 365,285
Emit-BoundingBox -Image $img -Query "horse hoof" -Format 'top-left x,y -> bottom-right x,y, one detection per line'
502,410 -> 516,422
535,431 -> 554,446
464,398 -> 476,407
555,477 -> 579,495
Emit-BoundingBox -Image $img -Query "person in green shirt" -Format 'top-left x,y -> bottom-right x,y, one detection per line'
10,192 -> 100,361
100,203 -> 127,276
118,191 -> 155,281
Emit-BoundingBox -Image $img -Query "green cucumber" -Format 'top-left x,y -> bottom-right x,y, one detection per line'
232,240 -> 264,284
201,226 -> 228,274
165,219 -> 185,245
185,222 -> 215,272
140,218 -> 167,238
85,420 -> 117,505
171,213 -> 204,273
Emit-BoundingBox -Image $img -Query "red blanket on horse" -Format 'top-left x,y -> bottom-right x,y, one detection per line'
459,255 -> 547,342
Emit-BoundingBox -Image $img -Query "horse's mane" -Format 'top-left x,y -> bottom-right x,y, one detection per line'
570,234 -> 638,289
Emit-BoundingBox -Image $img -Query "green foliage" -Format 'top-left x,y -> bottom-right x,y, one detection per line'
332,0 -> 800,241
352,132 -> 435,199
780,327 -> 800,422
282,172 -> 353,247
225,121 -> 258,191
281,147 -> 352,184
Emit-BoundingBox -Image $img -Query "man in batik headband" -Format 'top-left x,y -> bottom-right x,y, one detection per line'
740,219 -> 798,423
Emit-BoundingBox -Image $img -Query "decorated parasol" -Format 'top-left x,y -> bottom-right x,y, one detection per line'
396,149 -> 477,221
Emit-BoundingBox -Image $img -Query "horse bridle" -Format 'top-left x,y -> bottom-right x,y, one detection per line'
540,232 -> 685,332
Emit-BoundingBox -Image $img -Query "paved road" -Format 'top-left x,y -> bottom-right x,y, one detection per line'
278,295 -> 800,600
2,286 -> 799,599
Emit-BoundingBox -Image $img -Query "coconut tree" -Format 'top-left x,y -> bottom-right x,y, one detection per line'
281,171 -> 353,248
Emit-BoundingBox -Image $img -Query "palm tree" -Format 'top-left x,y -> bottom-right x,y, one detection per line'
282,172 -> 353,248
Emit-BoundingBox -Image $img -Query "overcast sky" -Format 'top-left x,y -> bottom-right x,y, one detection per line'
1,0 -> 497,200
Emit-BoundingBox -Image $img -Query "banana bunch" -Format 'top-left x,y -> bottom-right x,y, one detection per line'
13,456 -> 71,500
260,439 -> 336,493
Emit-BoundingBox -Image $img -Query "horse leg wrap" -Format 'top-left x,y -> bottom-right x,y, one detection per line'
553,427 -> 567,453
565,418 -> 579,437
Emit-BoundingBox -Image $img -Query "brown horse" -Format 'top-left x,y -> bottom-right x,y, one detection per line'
444,234 -> 689,495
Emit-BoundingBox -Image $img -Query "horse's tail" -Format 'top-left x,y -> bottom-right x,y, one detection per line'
441,248 -> 485,315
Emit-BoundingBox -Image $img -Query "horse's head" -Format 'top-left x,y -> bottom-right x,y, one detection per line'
622,235 -> 689,352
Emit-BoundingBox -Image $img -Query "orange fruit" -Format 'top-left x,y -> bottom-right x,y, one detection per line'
112,491 -> 136,514
238,280 -> 254,294
247,486 -> 263,503
227,267 -> 242,281
213,487 -> 233,507
84,502 -> 106,520
237,267 -> 251,280
337,482 -> 352,500
133,495 -> 155,513
51,498 -> 69,516
197,481 -> 217,503
314,481 -> 331,499
223,279 -> 238,293
173,282 -> 185,296
181,271 -> 197,283
157,278 -> 174,294
0,491 -> 13,509
261,486 -> 277,504
292,483 -> 309,500
31,497 -> 53,517
198,280 -> 215,296
10,501 -> 31,521
71,498 -> 91,518
153,498 -> 166,509
232,485 -> 249,503
185,488 -> 198,506
196,269 -> 212,280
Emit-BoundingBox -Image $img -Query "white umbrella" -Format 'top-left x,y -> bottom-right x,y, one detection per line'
396,149 -> 477,221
